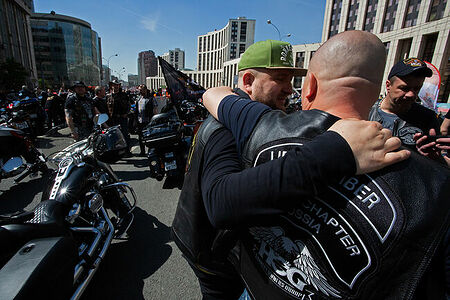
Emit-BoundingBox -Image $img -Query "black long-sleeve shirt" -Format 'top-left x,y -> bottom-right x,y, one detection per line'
201,95 -> 355,229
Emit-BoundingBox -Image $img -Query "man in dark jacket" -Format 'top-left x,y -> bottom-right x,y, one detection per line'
202,31 -> 448,299
107,80 -> 131,155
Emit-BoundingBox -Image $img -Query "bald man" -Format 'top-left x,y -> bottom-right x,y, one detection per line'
172,39 -> 408,300
202,31 -> 449,299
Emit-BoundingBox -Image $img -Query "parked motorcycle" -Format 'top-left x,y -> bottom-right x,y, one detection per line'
0,114 -> 136,299
0,125 -> 48,183
2,105 -> 34,139
16,96 -> 46,137
142,108 -> 188,181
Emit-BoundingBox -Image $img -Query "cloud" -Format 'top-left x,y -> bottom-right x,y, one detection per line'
141,18 -> 158,32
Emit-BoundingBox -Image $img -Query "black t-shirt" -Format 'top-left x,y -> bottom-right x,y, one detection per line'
65,93 -> 94,131
92,96 -> 108,114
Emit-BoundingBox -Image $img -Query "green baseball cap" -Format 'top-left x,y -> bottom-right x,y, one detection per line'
238,40 -> 307,76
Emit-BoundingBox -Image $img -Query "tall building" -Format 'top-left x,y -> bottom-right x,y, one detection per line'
31,12 -> 102,88
161,48 -> 185,70
147,17 -> 256,90
137,50 -> 157,85
0,0 -> 37,87
101,64 -> 111,86
128,74 -> 138,87
321,0 -> 450,101
196,17 -> 255,88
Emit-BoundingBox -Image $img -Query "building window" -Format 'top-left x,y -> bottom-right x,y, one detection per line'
427,0 -> 447,22
381,0 -> 399,32
329,0 -> 343,38
239,44 -> 246,57
403,0 -> 422,28
346,0 -> 360,30
440,56 -> 450,102
421,32 -> 438,62
240,22 -> 247,42
295,51 -> 305,68
395,38 -> 413,62
383,41 -> 391,56
363,0 -> 378,32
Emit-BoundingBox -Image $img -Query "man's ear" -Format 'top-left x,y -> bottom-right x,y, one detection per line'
242,71 -> 255,94
386,79 -> 392,92
302,72 -> 317,106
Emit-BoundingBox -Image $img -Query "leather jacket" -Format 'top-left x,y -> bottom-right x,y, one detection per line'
171,116 -> 235,274
236,109 -> 449,300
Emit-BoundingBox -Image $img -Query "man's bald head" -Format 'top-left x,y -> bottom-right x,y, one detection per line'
311,30 -> 386,83
303,31 -> 387,119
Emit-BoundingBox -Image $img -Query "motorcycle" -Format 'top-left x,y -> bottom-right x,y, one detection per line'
16,96 -> 46,137
142,108 -> 188,181
0,114 -> 136,299
0,125 -> 48,183
3,105 -> 34,139
178,100 -> 209,138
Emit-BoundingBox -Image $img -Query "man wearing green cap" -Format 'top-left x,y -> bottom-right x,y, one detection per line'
201,31 -> 448,299
171,39 -> 406,299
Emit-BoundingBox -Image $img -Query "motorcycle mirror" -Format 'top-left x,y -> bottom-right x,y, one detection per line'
94,113 -> 109,125
2,157 -> 24,175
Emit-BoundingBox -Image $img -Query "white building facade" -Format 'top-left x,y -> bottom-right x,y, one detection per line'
322,0 -> 450,101
147,17 -> 255,91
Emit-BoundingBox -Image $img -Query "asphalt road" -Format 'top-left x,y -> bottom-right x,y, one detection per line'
0,127 -> 201,299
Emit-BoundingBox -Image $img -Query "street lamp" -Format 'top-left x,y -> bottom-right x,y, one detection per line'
266,20 -> 291,41
102,54 -> 118,81
118,67 -> 126,81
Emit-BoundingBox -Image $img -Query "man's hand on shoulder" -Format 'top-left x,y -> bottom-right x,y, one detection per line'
203,86 -> 235,119
328,119 -> 410,174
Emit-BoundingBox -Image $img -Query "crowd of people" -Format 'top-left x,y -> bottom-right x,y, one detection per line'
62,80 -> 160,157
173,30 -> 449,300
1,80 -> 164,157
2,29 -> 449,299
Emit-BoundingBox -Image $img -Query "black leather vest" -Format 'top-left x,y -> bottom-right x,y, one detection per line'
238,109 -> 449,300
171,116 -> 234,273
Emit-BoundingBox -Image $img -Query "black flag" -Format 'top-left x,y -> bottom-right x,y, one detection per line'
158,56 -> 205,103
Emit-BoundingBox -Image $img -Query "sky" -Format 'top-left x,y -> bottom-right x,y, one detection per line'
35,0 -> 327,78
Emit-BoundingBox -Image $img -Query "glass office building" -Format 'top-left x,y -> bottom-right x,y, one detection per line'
31,13 -> 101,88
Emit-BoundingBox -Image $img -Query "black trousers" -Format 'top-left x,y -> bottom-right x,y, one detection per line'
187,260 -> 244,300
137,122 -> 148,154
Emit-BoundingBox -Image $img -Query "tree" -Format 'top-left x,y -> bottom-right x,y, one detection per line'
0,58 -> 30,92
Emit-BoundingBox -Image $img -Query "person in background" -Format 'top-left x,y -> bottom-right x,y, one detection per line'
107,80 -> 132,156
92,86 -> 108,115
136,84 -> 158,156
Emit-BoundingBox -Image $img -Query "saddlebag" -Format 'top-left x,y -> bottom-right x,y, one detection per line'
142,122 -> 182,149
0,236 -> 77,299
